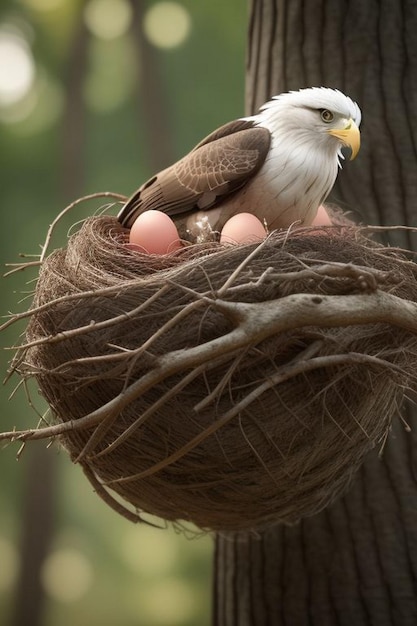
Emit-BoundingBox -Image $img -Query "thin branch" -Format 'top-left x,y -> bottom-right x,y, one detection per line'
0,279 -> 148,333
3,261 -> 42,278
40,192 -> 126,264
106,351 -> 398,486
86,364 -> 208,461
2,288 -> 416,445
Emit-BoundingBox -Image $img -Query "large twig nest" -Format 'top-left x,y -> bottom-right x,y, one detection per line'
6,215 -> 417,531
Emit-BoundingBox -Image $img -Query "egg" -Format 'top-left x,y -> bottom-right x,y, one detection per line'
312,204 -> 332,226
128,210 -> 182,254
220,213 -> 267,245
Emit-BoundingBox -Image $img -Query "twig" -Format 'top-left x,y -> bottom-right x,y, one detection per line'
86,364 -> 208,461
105,351 -> 397,486
2,288 -> 416,445
40,192 -> 126,263
4,261 -> 42,278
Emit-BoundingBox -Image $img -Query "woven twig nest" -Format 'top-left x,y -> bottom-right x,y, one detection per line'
6,214 -> 417,532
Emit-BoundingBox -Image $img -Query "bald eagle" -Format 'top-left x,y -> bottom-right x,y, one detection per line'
118,87 -> 361,242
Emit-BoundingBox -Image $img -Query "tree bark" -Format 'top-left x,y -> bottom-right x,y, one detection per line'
214,1 -> 417,624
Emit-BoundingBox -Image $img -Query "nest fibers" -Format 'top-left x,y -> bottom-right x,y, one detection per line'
5,215 -> 417,532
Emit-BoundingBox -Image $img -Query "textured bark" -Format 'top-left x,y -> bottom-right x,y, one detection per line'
213,1 -> 417,624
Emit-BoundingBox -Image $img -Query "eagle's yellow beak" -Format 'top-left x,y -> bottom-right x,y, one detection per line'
328,119 -> 360,160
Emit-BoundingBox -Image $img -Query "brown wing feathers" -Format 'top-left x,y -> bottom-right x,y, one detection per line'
118,120 -> 271,228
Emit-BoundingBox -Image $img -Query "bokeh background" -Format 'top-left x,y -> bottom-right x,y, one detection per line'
0,1 -> 246,624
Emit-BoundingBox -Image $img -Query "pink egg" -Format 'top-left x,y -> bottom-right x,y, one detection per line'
129,210 -> 182,255
220,213 -> 267,245
312,205 -> 332,226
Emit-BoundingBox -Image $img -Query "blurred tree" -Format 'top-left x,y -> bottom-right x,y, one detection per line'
214,1 -> 417,624
0,2 -> 246,625
10,9 -> 90,626
130,0 -> 176,171
61,11 -> 89,200
11,443 -> 55,626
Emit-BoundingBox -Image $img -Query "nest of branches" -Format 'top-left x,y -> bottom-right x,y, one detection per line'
5,213 -> 417,532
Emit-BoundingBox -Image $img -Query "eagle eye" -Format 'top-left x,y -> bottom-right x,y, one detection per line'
320,109 -> 334,123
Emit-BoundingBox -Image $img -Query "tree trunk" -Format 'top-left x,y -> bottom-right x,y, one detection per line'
130,0 -> 176,172
213,1 -> 417,624
11,443 -> 55,626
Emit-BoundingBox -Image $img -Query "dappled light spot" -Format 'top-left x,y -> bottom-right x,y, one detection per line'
83,37 -> 136,112
120,525 -> 179,576
21,0 -> 66,11
41,548 -> 94,603
0,69 -> 64,133
138,578 -> 197,625
84,0 -> 132,40
143,2 -> 191,49
0,537 -> 19,592
0,30 -> 35,106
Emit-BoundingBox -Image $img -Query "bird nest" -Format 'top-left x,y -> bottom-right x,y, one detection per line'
3,211 -> 417,532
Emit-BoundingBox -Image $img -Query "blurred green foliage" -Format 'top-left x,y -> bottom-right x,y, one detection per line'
0,1 -> 246,624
